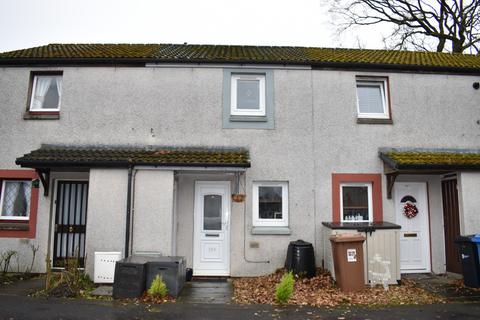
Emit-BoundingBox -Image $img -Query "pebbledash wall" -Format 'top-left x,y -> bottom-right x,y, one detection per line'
0,65 -> 479,276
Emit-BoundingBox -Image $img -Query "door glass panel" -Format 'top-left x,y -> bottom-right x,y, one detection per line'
204,194 -> 222,230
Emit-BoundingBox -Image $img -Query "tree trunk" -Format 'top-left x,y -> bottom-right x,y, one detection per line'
452,40 -> 464,53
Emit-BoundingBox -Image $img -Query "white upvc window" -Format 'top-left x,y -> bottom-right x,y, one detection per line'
231,74 -> 266,116
252,181 -> 288,227
0,180 -> 32,220
356,78 -> 389,119
340,182 -> 373,222
29,74 -> 63,112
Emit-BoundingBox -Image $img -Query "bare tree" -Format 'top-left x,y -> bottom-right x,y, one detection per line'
328,0 -> 480,53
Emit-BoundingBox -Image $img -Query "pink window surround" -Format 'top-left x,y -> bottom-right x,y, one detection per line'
0,170 -> 39,238
332,173 -> 383,223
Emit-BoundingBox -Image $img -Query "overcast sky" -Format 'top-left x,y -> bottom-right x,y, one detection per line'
0,0 -> 387,53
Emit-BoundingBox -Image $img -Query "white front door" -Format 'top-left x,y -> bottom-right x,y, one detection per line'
193,181 -> 231,276
394,182 -> 431,273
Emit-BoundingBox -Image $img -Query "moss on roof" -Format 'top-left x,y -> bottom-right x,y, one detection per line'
1,43 -> 479,71
379,149 -> 480,170
16,145 -> 250,168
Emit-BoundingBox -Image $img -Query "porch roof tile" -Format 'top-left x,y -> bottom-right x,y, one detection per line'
379,148 -> 480,171
15,145 -> 251,168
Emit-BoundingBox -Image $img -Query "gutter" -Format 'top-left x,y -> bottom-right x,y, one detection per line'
1,57 -> 480,75
15,160 -> 251,169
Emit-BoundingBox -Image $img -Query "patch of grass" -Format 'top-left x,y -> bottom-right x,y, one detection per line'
275,271 -> 294,304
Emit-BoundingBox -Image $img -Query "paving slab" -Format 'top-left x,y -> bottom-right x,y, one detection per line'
90,286 -> 113,297
177,280 -> 233,304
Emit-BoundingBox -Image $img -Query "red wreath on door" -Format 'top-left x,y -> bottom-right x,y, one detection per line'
403,201 -> 418,219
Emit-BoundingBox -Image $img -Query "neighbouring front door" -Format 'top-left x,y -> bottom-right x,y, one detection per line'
193,181 -> 231,276
53,181 -> 88,268
394,182 -> 431,273
442,178 -> 462,274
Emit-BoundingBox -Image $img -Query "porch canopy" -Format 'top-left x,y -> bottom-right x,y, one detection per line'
16,144 -> 251,195
379,148 -> 480,198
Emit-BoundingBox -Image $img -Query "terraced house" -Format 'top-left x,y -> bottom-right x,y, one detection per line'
0,44 -> 479,282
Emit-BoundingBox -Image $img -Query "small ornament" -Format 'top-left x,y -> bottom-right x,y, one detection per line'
403,201 -> 418,219
231,194 -> 246,202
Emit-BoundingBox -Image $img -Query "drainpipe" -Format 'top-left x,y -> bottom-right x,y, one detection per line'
129,169 -> 138,255
125,166 -> 133,258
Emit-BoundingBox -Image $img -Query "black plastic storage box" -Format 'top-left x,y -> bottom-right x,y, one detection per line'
113,256 -> 148,299
455,235 -> 480,288
145,256 -> 186,297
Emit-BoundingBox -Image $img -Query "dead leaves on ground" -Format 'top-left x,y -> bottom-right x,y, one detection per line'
233,268 -> 445,307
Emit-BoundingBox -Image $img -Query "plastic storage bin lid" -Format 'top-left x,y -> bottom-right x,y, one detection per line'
472,234 -> 480,243
329,233 -> 365,243
455,235 -> 475,243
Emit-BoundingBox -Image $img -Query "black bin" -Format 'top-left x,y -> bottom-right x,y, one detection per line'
186,268 -> 193,282
285,239 -> 316,278
455,235 -> 480,288
113,256 -> 147,299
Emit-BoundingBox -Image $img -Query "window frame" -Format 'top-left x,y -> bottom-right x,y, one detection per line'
0,180 -> 32,221
339,182 -> 373,223
252,181 -> 289,227
230,74 -> 266,116
356,77 -> 390,119
28,73 -> 63,112
331,173 -> 383,223
222,69 -> 274,129
0,170 -> 39,239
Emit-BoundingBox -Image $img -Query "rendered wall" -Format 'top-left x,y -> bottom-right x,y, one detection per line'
0,66 -> 479,276
458,172 -> 480,235
85,169 -> 128,276
131,169 -> 174,255
312,70 -> 480,271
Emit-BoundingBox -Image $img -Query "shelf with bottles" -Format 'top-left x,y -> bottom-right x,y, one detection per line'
342,208 -> 369,221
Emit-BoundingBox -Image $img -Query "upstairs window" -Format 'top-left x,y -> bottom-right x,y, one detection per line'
0,180 -> 32,221
356,77 -> 389,119
29,74 -> 62,112
252,181 -> 288,227
231,74 -> 266,116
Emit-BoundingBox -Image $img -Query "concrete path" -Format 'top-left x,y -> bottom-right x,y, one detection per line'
404,273 -> 480,301
0,276 -> 45,296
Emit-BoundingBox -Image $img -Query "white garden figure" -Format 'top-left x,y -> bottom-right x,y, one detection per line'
369,253 -> 391,291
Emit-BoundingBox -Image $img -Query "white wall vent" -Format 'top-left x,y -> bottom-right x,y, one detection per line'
94,252 -> 122,283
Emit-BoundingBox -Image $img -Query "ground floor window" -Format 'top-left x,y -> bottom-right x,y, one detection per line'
332,173 -> 383,223
0,170 -> 39,238
340,182 -> 372,222
0,180 -> 32,220
252,181 -> 288,227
